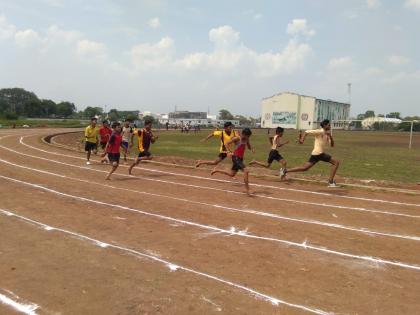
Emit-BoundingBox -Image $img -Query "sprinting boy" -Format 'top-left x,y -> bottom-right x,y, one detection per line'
283,119 -> 340,187
128,119 -> 158,174
121,119 -> 133,163
249,127 -> 289,178
99,120 -> 112,150
103,122 -> 124,180
84,117 -> 99,165
196,121 -> 237,168
211,128 -> 254,196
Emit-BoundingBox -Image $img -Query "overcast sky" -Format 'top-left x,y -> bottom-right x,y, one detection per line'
1,0 -> 419,117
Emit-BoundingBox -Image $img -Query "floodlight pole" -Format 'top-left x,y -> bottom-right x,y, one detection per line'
409,120 -> 414,149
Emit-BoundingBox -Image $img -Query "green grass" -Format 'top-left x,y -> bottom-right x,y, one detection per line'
0,118 -> 86,128
138,129 -> 420,184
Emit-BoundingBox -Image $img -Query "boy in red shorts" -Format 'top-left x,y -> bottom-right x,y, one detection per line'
103,122 -> 124,180
211,128 -> 254,196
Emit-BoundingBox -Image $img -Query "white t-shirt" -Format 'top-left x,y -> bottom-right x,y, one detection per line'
305,129 -> 330,155
122,126 -> 132,142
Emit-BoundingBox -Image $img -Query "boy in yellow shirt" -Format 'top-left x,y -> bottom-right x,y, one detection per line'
195,121 -> 238,168
84,117 -> 99,165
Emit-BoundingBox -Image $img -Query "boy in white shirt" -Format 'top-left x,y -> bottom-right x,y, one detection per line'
283,119 -> 340,187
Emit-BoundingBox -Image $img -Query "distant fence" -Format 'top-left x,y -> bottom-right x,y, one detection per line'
330,120 -> 419,149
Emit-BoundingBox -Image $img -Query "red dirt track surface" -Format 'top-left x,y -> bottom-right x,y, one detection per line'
1,128 -> 420,315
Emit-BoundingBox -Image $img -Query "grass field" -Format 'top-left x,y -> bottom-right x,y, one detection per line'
150,129 -> 420,184
0,118 -> 86,128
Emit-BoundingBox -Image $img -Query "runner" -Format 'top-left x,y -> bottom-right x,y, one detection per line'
84,117 -> 99,165
211,128 -> 254,196
128,119 -> 158,175
103,122 -> 124,180
99,120 -> 112,164
121,119 -> 133,163
195,121 -> 237,168
283,119 -> 340,187
249,126 -> 289,178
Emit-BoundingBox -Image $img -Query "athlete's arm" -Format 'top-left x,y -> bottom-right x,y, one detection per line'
328,133 -> 335,147
247,140 -> 255,153
200,132 -> 214,142
277,140 -> 290,147
224,137 -> 239,153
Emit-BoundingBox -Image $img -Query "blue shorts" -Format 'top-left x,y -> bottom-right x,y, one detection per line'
121,141 -> 129,149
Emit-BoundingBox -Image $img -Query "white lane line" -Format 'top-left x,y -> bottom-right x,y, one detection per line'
21,135 -> 420,207
0,290 -> 39,315
1,156 -> 420,242
0,208 -> 332,315
1,174 -> 420,272
1,142 -> 419,220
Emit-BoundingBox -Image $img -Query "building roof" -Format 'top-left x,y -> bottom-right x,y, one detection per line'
262,91 -> 349,106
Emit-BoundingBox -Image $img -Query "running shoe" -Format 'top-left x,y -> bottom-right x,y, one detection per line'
328,180 -> 339,188
86,161 -> 91,165
279,168 -> 287,180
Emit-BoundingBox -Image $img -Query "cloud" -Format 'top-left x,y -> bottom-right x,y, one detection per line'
367,0 -> 381,9
388,55 -> 410,66
0,15 -> 16,40
176,25 -> 312,77
130,37 -> 174,69
327,57 -> 353,71
253,13 -> 263,20
76,39 -> 107,59
14,29 -> 42,47
148,17 -> 161,29
286,19 -> 315,37
40,0 -> 64,7
209,25 -> 240,48
404,0 -> 420,10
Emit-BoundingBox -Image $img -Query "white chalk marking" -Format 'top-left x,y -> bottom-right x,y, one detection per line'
0,291 -> 39,315
1,143 -> 419,220
20,135 -> 420,207
0,208 -> 331,315
1,157 -> 420,244
1,175 -> 420,272
201,296 -> 222,312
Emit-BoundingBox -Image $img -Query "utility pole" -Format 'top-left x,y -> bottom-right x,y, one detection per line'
347,83 -> 352,105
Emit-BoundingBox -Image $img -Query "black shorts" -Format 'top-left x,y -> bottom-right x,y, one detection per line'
309,153 -> 332,164
85,142 -> 97,152
231,156 -> 245,171
100,142 -> 107,149
138,151 -> 151,158
267,149 -> 284,164
108,153 -> 120,163
218,152 -> 227,160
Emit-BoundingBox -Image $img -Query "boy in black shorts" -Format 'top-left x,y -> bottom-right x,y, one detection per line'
249,127 -> 289,178
283,119 -> 340,187
84,117 -> 99,165
211,128 -> 254,196
128,119 -> 158,175
102,122 -> 124,180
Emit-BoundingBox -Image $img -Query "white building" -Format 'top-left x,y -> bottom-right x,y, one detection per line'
362,117 -> 402,129
260,92 -> 351,130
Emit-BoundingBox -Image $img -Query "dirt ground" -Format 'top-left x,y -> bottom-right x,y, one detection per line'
1,128 -> 420,315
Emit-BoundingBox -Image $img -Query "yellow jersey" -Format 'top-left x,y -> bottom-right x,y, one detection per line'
213,130 -> 236,153
85,125 -> 99,143
134,128 -> 153,152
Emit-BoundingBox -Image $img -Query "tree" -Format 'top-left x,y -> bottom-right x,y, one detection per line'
0,88 -> 39,115
364,110 -> 375,118
125,113 -> 137,121
56,102 -> 76,118
234,115 -> 251,126
41,99 -> 57,117
84,106 -> 103,119
387,112 -> 401,119
219,109 -> 234,120
143,115 -> 155,123
23,99 -> 43,117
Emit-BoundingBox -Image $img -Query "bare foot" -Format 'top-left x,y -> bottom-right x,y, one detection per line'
249,160 -> 256,166
105,176 -> 111,180
210,168 -> 217,176
195,161 -> 201,168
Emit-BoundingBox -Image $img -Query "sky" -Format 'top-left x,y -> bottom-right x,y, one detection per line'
0,0 -> 420,117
